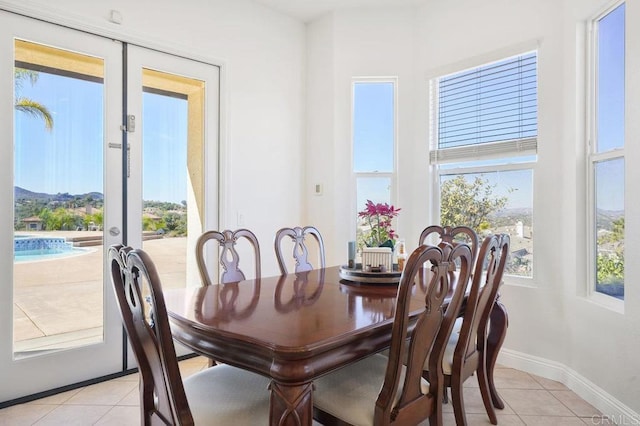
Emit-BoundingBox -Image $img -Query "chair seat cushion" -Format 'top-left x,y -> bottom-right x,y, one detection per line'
184,364 -> 271,425
313,353 -> 428,426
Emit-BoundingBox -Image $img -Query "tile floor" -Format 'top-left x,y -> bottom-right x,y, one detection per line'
0,357 -> 605,425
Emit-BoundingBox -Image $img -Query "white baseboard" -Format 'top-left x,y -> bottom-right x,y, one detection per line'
498,349 -> 639,424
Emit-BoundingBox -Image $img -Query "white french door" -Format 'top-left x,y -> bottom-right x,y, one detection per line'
125,45 -> 220,360
0,11 -> 124,402
0,11 -> 219,403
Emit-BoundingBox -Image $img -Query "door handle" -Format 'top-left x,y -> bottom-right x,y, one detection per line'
109,227 -> 121,236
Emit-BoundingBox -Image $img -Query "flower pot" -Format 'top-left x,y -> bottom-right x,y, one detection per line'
361,247 -> 393,272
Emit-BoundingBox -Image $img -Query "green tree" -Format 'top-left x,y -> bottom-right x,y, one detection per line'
596,217 -> 624,286
597,253 -> 624,284
612,217 -> 624,238
82,210 -> 103,230
14,68 -> 54,131
162,212 -> 187,236
163,213 -> 181,231
40,207 -> 77,230
92,210 -> 103,228
38,208 -> 52,230
440,175 -> 509,230
440,176 -> 531,276
142,217 -> 164,232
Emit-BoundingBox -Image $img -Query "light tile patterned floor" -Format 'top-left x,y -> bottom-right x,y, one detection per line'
0,358 -> 604,425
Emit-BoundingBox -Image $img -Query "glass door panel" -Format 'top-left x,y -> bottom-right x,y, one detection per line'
13,39 -> 106,357
141,70 -> 205,291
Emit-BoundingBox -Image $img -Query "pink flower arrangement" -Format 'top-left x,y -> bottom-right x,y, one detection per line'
358,200 -> 401,248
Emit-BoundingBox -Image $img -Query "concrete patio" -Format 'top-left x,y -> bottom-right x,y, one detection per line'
13,233 -> 187,355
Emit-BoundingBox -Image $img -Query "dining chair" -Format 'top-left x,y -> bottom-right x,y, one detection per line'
195,228 -> 261,366
196,228 -> 261,286
312,242 -> 474,426
108,244 -> 271,425
419,225 -> 479,268
417,226 -> 479,397
274,225 -> 325,274
423,234 -> 510,426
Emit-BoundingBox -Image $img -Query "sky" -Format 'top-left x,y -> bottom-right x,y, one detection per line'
14,71 -> 188,204
595,3 -> 625,212
353,82 -> 394,211
15,72 -> 104,195
353,82 -> 394,174
142,92 -> 188,204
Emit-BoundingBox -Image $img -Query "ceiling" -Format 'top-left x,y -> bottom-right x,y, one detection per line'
252,0 -> 427,22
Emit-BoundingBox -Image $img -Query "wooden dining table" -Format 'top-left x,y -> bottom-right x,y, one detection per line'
164,265 -> 508,426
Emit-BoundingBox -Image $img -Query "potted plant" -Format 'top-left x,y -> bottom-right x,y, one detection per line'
358,200 -> 401,271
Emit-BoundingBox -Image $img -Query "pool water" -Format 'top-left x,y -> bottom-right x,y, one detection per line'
14,236 -> 91,263
15,247 -> 91,262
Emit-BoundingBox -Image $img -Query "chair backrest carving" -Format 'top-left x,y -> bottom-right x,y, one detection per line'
419,225 -> 479,268
196,228 -> 261,286
375,242 -> 473,425
108,244 -> 193,425
274,226 -> 325,275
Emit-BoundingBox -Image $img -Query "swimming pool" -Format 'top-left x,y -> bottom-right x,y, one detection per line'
14,236 -> 91,263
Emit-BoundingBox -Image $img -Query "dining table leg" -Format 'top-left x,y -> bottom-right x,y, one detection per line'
269,380 -> 314,426
486,294 -> 508,409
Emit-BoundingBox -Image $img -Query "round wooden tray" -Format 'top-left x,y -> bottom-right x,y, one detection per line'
339,264 -> 401,285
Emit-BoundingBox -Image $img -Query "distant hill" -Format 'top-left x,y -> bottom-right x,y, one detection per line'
492,207 -> 532,218
490,207 -> 533,227
596,208 -> 624,230
14,186 -> 103,202
489,206 -> 622,231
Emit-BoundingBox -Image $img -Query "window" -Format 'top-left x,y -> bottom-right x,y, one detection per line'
589,2 -> 625,301
352,79 -> 397,249
431,51 -> 537,278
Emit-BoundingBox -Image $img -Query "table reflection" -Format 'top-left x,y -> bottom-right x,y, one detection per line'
194,279 -> 261,324
339,282 -> 398,323
275,269 -> 325,313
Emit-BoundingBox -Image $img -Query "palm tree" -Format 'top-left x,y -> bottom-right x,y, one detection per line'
14,68 -> 54,131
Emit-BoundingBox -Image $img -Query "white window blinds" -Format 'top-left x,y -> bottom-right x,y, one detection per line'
430,52 -> 537,164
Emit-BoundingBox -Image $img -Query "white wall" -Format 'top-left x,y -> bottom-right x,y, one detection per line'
306,15 -> 338,258
0,0 -> 306,276
304,0 -> 640,417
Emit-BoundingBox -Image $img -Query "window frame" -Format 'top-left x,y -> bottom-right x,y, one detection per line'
351,77 -> 398,237
586,0 -> 626,310
429,46 -> 538,284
